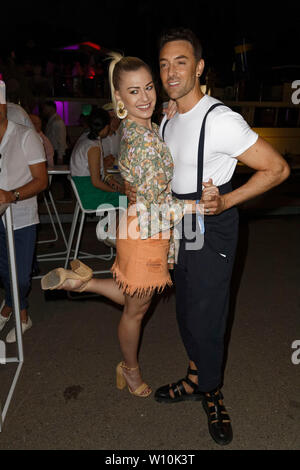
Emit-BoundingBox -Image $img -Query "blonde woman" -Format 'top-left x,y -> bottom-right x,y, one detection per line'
41,53 -> 210,397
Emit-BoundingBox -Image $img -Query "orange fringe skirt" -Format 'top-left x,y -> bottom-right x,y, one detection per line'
111,212 -> 172,297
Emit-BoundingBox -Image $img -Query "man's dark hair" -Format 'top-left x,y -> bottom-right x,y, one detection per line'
87,107 -> 110,140
158,27 -> 203,62
44,100 -> 57,110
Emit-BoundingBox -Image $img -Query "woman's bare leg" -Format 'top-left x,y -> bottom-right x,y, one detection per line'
59,277 -> 125,306
118,292 -> 153,394
55,274 -> 154,394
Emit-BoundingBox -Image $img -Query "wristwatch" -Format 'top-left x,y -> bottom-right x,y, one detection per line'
12,190 -> 20,203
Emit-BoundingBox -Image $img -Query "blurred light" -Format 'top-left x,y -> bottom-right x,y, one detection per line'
88,69 -> 95,80
55,100 -> 66,122
62,42 -> 101,52
82,104 -> 92,116
63,44 -> 79,51
81,42 -> 101,51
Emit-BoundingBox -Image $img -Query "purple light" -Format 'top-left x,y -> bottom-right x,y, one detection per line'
54,101 -> 71,126
55,101 -> 64,121
64,102 -> 70,126
63,44 -> 79,51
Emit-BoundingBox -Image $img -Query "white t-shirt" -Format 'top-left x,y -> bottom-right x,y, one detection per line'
6,102 -> 35,129
6,103 -> 47,155
0,121 -> 46,230
45,113 -> 67,161
160,94 -> 258,194
70,133 -> 104,178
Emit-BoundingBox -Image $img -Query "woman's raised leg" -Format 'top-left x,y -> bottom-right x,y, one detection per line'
55,277 -> 126,306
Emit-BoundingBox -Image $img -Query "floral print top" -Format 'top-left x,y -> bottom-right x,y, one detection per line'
118,119 -> 184,261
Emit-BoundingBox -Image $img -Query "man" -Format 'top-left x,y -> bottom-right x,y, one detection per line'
6,102 -> 35,129
153,28 -> 290,445
29,113 -> 54,167
0,80 -> 48,343
42,100 -> 71,202
42,100 -> 67,164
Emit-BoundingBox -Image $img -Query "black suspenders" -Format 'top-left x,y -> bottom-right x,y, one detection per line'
162,102 -> 224,200
195,103 -> 224,199
162,118 -> 169,142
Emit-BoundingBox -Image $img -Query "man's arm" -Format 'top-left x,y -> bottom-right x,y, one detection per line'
0,162 -> 48,203
205,137 -> 290,215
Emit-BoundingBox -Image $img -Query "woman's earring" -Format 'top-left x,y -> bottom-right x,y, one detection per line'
116,100 -> 128,119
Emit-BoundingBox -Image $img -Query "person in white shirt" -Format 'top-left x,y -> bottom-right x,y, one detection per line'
6,102 -> 35,129
42,100 -> 71,202
151,28 -> 290,446
29,113 -> 54,167
70,108 -> 124,248
0,81 -> 48,343
6,103 -> 53,166
101,102 -> 121,168
42,100 -> 67,164
70,107 -> 123,204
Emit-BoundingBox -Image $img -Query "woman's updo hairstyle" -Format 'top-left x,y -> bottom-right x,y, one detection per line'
108,52 -> 153,112
87,107 -> 110,140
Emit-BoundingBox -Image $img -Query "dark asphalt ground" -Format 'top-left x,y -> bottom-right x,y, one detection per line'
0,174 -> 299,450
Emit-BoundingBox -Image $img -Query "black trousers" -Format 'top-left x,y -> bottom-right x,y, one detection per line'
174,196 -> 239,392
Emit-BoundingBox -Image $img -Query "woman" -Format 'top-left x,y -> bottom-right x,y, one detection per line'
70,107 -> 123,209
41,54 -> 213,397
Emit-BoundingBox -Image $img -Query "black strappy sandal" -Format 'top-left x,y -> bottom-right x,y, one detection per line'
154,367 -> 203,403
202,389 -> 233,445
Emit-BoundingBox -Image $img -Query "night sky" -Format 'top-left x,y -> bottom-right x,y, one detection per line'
2,0 -> 300,86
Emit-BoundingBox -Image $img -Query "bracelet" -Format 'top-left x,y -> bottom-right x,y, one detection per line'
104,174 -> 113,184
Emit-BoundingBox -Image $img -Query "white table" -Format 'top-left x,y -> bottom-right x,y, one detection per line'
47,165 -> 71,177
0,204 -> 24,431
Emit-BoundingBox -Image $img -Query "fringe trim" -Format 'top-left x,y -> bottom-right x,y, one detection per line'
111,265 -> 172,298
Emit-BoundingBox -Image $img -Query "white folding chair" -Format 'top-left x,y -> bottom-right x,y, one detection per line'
37,175 -> 69,255
64,176 -> 121,276
32,174 -> 70,280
